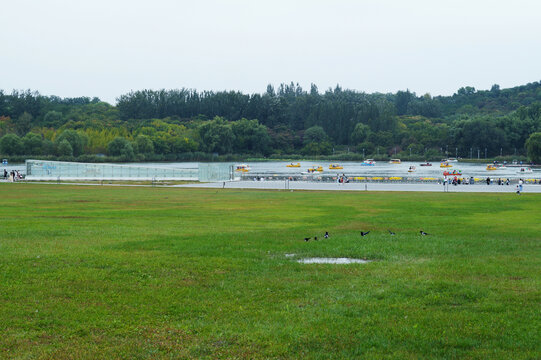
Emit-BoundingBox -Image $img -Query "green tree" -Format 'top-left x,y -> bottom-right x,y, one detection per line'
55,130 -> 88,157
22,133 -> 43,154
350,123 -> 370,145
107,137 -> 135,160
395,90 -> 414,115
525,132 -> 541,163
0,133 -> 24,155
43,111 -> 64,127
198,117 -> 235,154
303,126 -> 328,144
15,112 -> 33,136
42,139 -> 55,155
57,139 -> 73,156
231,118 -> 271,155
134,135 -> 154,154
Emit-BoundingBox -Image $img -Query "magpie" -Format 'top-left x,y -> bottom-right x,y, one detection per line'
360,231 -> 370,237
324,231 -> 329,239
304,237 -> 311,242
420,230 -> 429,236
314,236 -> 318,241
388,229 -> 395,236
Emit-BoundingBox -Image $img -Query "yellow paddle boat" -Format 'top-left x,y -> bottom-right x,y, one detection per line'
286,162 -> 301,168
486,164 -> 498,171
329,163 -> 343,170
389,159 -> 401,164
235,164 -> 251,172
440,162 -> 452,168
307,166 -> 324,173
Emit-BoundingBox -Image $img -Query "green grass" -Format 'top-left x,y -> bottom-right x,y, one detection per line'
0,184 -> 539,359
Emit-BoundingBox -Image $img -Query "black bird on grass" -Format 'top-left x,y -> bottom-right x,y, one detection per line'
388,230 -> 395,236
314,236 -> 318,241
360,231 -> 370,237
420,230 -> 429,236
324,231 -> 329,239
304,237 -> 311,242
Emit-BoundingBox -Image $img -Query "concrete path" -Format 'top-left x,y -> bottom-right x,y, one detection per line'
175,180 -> 541,193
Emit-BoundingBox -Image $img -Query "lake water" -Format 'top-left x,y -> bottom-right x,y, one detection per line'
5,160 -> 539,179
231,161 -> 539,179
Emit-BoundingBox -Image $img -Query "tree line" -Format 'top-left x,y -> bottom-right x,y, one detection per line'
1,81 -> 541,162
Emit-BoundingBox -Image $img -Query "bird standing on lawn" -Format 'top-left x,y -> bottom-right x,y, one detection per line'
324,231 -> 329,239
420,230 -> 429,236
388,230 -> 395,236
360,231 -> 370,237
304,237 -> 311,242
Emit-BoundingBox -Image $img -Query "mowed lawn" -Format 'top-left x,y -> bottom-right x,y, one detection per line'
0,184 -> 539,359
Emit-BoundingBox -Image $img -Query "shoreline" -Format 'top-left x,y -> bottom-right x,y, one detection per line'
175,181 -> 541,193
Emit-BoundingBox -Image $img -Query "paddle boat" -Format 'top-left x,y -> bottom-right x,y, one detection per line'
517,167 -> 533,173
419,162 -> 432,166
329,164 -> 343,170
440,162 -> 452,168
443,170 -> 462,176
486,164 -> 498,171
361,159 -> 376,166
307,166 -> 324,173
235,164 -> 251,172
286,162 -> 301,168
408,166 -> 416,173
389,159 -> 401,164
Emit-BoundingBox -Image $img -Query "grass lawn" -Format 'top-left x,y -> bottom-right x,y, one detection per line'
0,184 -> 539,359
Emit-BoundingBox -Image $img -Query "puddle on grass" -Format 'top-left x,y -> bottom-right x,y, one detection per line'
297,257 -> 371,264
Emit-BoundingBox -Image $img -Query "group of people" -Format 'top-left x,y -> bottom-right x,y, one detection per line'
2,169 -> 22,182
337,174 -> 349,184
442,175 -> 529,194
486,177 -> 511,185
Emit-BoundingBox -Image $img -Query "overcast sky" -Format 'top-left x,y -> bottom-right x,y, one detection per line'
1,0 -> 540,104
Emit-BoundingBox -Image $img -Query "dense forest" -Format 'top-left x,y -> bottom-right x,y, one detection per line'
1,81 -> 541,163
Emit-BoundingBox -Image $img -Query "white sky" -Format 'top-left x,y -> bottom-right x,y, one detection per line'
1,0 -> 540,104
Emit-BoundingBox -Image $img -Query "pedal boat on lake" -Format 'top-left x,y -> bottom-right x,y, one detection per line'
517,167 -> 533,173
286,162 -> 301,168
419,162 -> 432,166
307,166 -> 324,173
329,164 -> 343,170
235,164 -> 251,172
486,164 -> 498,171
408,166 -> 416,172
389,159 -> 401,164
443,169 -> 462,176
361,159 -> 376,166
440,162 -> 452,168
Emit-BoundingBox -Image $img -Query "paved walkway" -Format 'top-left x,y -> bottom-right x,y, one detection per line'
6,179 -> 541,193
175,180 -> 541,193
